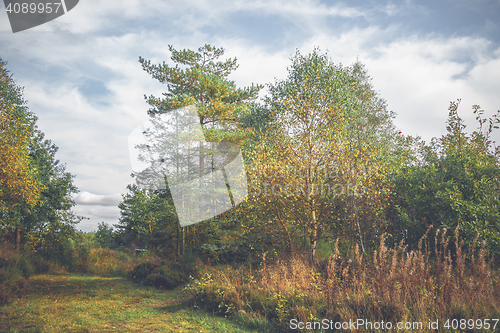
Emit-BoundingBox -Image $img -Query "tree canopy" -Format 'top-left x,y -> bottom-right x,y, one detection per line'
117,46 -> 500,264
393,100 -> 500,256
245,49 -> 398,260
139,44 -> 262,143
0,59 -> 42,212
0,58 -> 81,252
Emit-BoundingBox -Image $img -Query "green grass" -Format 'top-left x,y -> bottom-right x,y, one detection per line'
0,273 -> 267,333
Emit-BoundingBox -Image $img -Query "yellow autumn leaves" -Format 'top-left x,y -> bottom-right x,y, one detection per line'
0,103 -> 43,211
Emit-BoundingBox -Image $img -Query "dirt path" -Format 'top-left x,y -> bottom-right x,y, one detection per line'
0,273 -> 260,333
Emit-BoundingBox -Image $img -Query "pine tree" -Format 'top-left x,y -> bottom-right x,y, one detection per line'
139,44 -> 262,143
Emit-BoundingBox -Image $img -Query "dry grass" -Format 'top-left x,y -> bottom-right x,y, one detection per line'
188,228 -> 500,332
330,228 -> 499,325
85,248 -> 138,276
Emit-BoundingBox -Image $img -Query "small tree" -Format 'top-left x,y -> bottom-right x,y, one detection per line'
0,59 -> 43,249
393,100 -> 500,257
95,222 -> 116,248
116,185 -> 180,256
248,49 -> 397,261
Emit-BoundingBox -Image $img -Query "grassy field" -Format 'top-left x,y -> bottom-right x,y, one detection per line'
0,273 -> 269,333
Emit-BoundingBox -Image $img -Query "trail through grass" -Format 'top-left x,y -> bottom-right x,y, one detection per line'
0,273 -> 263,333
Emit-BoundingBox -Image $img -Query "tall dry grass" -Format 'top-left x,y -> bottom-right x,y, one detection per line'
85,247 -> 139,276
187,227 -> 500,332
330,228 -> 499,325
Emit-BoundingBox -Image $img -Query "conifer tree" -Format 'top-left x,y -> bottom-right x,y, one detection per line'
139,44 -> 262,143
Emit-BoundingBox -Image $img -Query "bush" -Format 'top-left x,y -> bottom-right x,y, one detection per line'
27,235 -> 132,275
197,242 -> 264,265
32,257 -> 51,274
0,266 -> 24,305
128,252 -> 202,290
82,247 -> 136,276
145,265 -> 186,289
0,245 -> 35,305
129,261 -> 159,282
53,240 -> 92,273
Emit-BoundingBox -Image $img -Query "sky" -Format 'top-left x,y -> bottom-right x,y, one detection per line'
1,0 -> 499,232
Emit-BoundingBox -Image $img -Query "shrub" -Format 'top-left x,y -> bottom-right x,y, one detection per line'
0,265 -> 25,305
83,247 -> 136,276
145,265 -> 186,289
128,252 -> 202,290
0,245 -> 34,305
129,261 -> 159,282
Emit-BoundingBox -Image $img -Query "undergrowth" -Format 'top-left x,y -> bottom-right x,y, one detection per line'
128,251 -> 202,290
185,228 -> 500,332
0,244 -> 143,306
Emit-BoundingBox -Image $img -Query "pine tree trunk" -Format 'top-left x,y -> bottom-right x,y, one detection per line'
193,225 -> 196,248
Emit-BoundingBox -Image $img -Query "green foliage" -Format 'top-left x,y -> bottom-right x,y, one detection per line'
22,133 -> 79,225
96,221 -> 116,248
0,59 -> 43,214
0,57 -> 82,253
392,100 -> 500,257
139,44 -> 262,143
0,59 -> 34,123
78,231 -> 97,248
243,48 -> 398,261
115,185 -> 180,255
120,45 -> 263,258
23,221 -> 94,272
145,265 -> 186,290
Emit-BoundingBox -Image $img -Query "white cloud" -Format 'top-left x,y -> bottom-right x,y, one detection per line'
30,0 -> 369,35
72,204 -> 121,232
362,35 -> 499,140
217,39 -> 291,96
288,28 -> 500,141
73,191 -> 122,206
71,192 -> 123,231
230,0 -> 366,18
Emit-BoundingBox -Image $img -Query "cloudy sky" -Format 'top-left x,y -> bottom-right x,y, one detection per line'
1,0 -> 499,232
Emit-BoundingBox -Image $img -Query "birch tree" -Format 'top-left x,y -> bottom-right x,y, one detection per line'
249,49 -> 397,261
